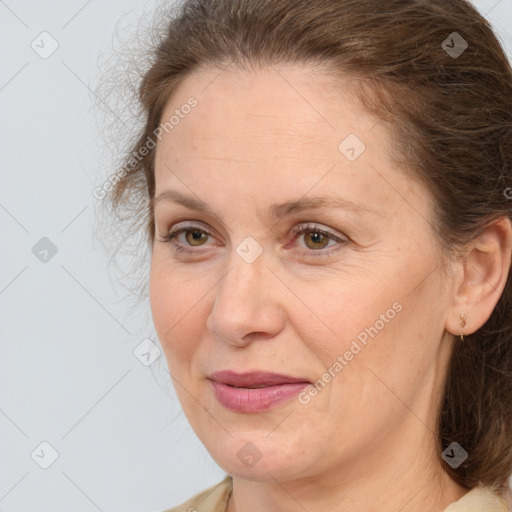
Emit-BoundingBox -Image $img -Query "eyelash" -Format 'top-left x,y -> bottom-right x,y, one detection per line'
157,222 -> 347,258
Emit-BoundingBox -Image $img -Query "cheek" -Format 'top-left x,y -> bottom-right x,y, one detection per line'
294,277 -> 401,357
149,263 -> 201,367
302,270 -> 424,389
317,278 -> 443,427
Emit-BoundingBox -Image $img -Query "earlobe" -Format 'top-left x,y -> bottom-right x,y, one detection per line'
445,217 -> 512,338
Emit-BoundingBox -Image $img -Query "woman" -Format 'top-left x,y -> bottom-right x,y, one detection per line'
104,0 -> 512,510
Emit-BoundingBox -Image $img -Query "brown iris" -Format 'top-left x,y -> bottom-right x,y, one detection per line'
185,230 -> 208,246
303,231 -> 329,250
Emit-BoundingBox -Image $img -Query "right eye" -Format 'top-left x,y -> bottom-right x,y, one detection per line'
157,224 -> 216,254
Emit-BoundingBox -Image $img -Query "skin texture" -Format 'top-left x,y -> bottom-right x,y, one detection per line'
149,64 -> 512,511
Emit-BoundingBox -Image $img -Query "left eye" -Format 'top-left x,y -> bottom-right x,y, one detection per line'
291,223 -> 344,251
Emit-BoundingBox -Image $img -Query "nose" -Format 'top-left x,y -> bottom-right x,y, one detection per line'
206,249 -> 285,348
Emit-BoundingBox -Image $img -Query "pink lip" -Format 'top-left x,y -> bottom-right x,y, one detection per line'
208,371 -> 310,413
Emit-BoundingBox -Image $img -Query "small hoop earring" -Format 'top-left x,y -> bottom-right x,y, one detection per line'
459,313 -> 467,342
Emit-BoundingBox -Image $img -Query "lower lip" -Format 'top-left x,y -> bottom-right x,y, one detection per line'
210,380 -> 309,412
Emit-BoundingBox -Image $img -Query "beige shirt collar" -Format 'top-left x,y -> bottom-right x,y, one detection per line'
163,476 -> 510,512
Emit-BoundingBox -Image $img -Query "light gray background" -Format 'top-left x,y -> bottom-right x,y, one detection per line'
1,1 -> 511,511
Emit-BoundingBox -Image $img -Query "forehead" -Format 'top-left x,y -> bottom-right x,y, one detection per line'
152,64 -> 431,230
157,64 -> 376,163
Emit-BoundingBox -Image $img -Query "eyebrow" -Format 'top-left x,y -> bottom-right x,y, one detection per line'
151,189 -> 381,222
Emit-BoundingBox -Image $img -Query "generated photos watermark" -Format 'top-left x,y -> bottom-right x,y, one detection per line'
298,301 -> 403,405
93,97 -> 198,200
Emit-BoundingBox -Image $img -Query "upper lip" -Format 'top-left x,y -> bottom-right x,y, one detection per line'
208,370 -> 311,388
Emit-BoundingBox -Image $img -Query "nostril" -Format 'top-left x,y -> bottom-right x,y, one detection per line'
243,332 -> 273,342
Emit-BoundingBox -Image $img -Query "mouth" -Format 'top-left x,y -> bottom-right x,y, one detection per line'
207,370 -> 311,412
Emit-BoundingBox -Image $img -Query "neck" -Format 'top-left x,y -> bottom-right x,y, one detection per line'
226,424 -> 468,512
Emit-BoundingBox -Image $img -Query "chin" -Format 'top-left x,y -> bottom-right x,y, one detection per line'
202,432 -> 317,482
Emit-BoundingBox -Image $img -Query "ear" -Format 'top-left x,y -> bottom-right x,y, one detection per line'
445,216 -> 512,337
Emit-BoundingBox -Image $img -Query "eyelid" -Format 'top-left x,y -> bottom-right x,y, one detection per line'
289,222 -> 345,241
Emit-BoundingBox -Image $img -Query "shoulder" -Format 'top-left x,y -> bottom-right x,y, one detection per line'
161,475 -> 233,512
443,485 -> 510,511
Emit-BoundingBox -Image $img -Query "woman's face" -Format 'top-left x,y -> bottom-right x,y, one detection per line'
149,64 -> 456,482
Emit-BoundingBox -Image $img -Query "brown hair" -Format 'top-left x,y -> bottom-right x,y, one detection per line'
104,0 -> 512,492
